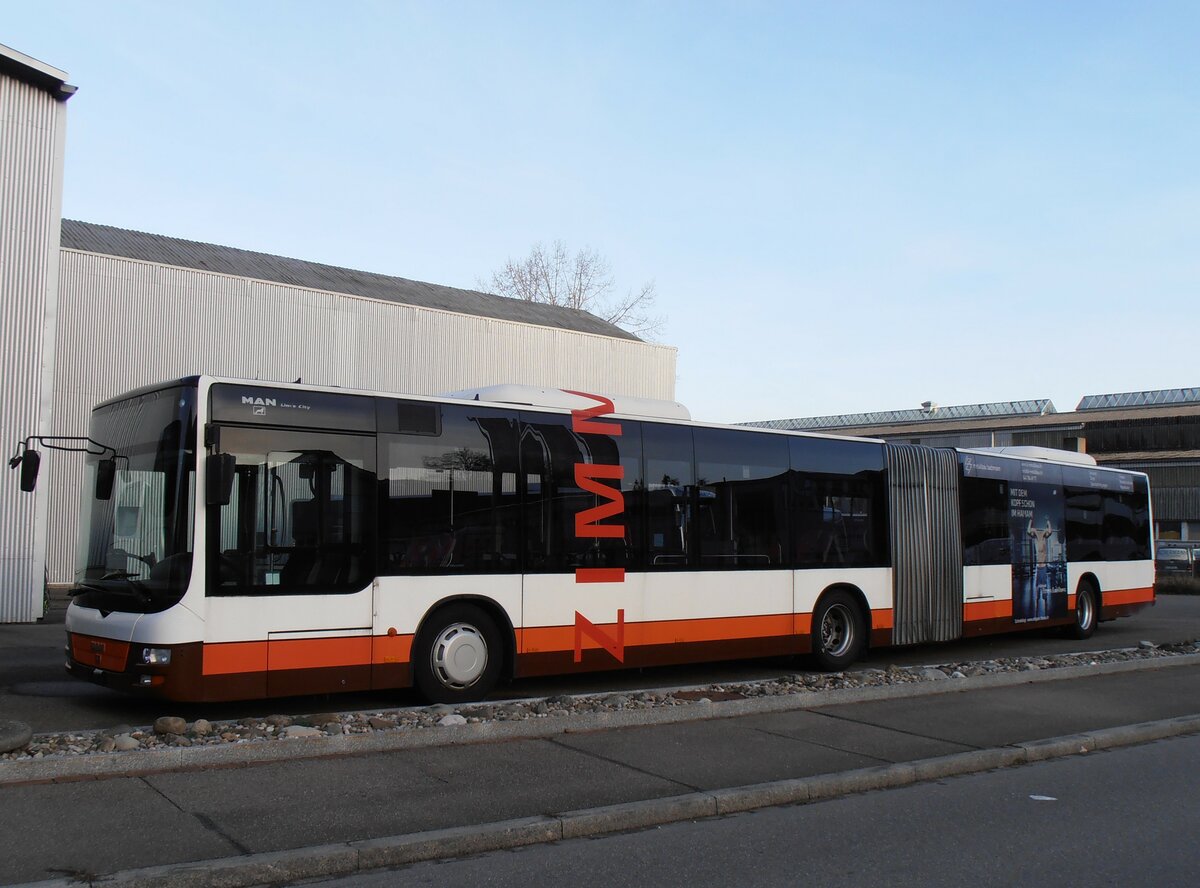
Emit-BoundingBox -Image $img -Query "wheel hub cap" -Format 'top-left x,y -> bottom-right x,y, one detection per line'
822,604 -> 853,657
432,623 -> 488,688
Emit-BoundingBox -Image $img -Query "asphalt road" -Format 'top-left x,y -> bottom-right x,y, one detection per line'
5,658 -> 1200,885
3,595 -> 1197,733
318,731 -> 1200,888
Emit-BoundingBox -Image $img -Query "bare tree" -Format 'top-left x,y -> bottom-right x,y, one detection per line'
483,241 -> 663,338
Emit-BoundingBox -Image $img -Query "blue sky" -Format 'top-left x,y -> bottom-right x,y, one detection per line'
5,1 -> 1197,423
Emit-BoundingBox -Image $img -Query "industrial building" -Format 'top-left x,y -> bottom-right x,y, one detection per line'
749,390 -> 1200,544
0,46 -> 676,621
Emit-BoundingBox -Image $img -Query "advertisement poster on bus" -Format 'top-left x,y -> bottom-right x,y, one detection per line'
1009,464 -> 1067,623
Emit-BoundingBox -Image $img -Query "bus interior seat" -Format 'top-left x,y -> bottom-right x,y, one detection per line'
281,500 -> 319,586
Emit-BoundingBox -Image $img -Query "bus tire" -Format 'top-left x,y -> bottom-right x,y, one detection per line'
1066,581 -> 1098,640
413,603 -> 503,704
811,591 -> 865,671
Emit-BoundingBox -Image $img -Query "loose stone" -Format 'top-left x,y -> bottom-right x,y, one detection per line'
281,725 -> 322,739
154,716 -> 187,736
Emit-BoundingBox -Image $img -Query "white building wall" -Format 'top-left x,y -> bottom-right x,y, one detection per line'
0,65 -> 69,621
45,250 -> 677,584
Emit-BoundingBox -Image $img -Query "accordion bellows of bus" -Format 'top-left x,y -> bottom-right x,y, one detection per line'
15,376 -> 1154,703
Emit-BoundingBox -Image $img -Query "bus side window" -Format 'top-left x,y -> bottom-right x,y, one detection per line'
693,427 -> 789,567
790,437 -> 887,569
962,477 -> 1011,565
518,414 -> 640,574
643,423 -> 694,569
208,428 -> 376,595
1065,486 -> 1103,562
379,403 -> 521,575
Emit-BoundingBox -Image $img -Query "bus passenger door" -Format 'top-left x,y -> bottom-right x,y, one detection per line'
206,426 -> 376,697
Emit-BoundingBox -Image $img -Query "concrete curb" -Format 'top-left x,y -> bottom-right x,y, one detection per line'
12,711 -> 1200,888
4,651 -> 1200,787
0,719 -> 33,754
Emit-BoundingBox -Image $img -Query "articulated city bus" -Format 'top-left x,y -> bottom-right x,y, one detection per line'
13,376 -> 1155,703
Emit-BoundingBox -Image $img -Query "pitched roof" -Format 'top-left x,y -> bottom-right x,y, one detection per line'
745,399 -> 1057,431
1078,388 -> 1200,411
60,219 -> 639,341
0,43 -> 76,100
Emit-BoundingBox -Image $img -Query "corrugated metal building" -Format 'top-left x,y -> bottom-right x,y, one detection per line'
1,47 -> 677,619
43,223 -> 676,589
746,391 -> 1200,543
0,46 -> 75,622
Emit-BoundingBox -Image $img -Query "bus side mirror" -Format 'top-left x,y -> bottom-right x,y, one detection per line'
19,450 -> 41,492
95,458 -> 116,501
206,453 -> 236,506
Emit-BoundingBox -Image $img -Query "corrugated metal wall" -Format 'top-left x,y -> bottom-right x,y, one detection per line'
0,72 -> 67,621
44,250 -> 677,584
1104,461 -> 1200,523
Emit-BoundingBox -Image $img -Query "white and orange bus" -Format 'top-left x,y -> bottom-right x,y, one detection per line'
15,376 -> 1154,702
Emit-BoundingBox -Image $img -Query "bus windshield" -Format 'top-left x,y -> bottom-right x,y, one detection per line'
74,384 -> 198,613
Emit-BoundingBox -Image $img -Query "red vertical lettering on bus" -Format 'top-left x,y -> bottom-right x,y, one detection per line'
568,390 -> 628,587
573,609 -> 625,663
569,390 -> 627,652
575,463 -> 625,538
575,568 -> 625,583
564,390 -> 623,436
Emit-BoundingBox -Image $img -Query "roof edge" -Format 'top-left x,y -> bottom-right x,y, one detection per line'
60,219 -> 643,343
0,44 -> 76,100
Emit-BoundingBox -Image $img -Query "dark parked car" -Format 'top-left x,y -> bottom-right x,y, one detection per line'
1156,546 -> 1196,582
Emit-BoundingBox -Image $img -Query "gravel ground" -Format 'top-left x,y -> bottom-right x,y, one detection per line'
4,640 -> 1198,762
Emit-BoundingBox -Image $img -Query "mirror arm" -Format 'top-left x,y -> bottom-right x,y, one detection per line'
10,436 -> 127,494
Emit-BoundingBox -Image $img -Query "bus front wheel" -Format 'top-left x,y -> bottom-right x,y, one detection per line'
413,603 -> 503,704
811,591 -> 865,671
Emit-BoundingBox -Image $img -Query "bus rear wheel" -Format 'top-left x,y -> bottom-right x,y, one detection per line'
1066,581 -> 1098,640
811,591 -> 865,671
413,603 -> 503,704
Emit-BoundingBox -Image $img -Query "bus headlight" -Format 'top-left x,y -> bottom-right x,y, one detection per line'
141,647 -> 172,665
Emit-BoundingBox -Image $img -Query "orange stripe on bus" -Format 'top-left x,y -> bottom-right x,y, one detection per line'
964,600 -> 1013,621
203,641 -> 268,675
1102,586 -> 1154,606
268,636 -> 373,671
372,633 -> 413,665
203,635 -> 415,675
521,614 -> 795,654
